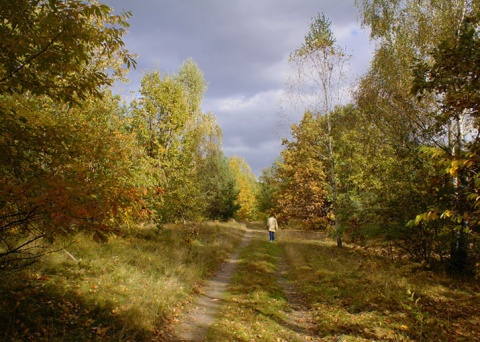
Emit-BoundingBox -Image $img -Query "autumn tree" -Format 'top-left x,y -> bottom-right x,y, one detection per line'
130,60 -> 227,223
0,0 -> 139,270
287,13 -> 350,245
275,112 -> 332,230
132,71 -> 192,223
325,105 -> 383,242
0,92 -> 149,270
178,59 -> 225,220
199,150 -> 240,221
229,156 -> 258,221
355,0 -> 479,269
0,0 -> 135,102
411,10 -> 480,269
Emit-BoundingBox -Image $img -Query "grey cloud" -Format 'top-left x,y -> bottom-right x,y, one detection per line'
224,139 -> 283,177
104,0 -> 373,177
108,0 -> 364,97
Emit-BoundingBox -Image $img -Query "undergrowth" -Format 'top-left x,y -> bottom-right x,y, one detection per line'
280,230 -> 480,341
0,221 -> 246,341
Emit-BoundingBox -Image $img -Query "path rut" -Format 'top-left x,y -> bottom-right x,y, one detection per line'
169,228 -> 252,341
278,258 -> 322,341
163,227 -> 320,341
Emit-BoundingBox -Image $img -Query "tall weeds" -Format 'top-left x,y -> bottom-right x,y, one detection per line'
0,221 -> 246,341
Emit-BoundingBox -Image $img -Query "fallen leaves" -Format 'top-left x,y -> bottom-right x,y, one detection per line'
89,283 -> 100,293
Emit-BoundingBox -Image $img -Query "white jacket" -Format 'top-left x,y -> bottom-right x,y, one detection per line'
267,217 -> 278,232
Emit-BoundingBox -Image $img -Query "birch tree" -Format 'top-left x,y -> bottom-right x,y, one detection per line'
355,0 -> 479,269
131,61 -> 226,223
287,13 -> 350,246
411,10 -> 480,269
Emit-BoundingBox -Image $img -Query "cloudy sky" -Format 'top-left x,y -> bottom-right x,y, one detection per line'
104,0 -> 373,176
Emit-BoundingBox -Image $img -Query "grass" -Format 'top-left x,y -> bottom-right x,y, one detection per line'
279,230 -> 480,341
207,225 -> 480,341
206,223 -> 312,342
0,221 -> 246,341
1,223 -> 479,341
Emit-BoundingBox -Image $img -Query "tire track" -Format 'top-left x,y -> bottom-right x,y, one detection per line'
169,227 -> 252,341
277,258 -> 322,341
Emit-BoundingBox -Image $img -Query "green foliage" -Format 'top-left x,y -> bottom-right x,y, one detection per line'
132,71 -> 192,222
0,0 -> 136,102
199,150 -> 240,221
0,92 -> 149,270
229,156 -> 259,221
351,0 -> 480,270
177,58 -> 208,114
293,13 -> 336,57
256,162 -> 282,217
409,8 -> 480,269
412,24 -> 480,118
130,62 -> 224,223
330,105 -> 385,242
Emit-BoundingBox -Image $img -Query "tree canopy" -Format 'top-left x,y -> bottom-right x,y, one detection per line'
266,1 -> 480,273
0,1 -> 244,270
0,0 -> 136,102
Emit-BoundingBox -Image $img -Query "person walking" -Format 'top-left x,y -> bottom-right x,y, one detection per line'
267,213 -> 278,242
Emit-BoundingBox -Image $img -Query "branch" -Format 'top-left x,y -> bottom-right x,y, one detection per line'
0,206 -> 40,233
62,249 -> 78,263
0,27 -> 65,83
0,233 -> 45,259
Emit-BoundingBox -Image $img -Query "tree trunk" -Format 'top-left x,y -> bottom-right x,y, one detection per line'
326,113 -> 342,247
450,114 -> 468,270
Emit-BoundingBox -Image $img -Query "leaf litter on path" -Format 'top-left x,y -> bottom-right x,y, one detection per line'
166,228 -> 252,341
162,226 -> 328,341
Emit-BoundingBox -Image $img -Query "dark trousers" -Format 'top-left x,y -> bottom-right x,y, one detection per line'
269,231 -> 275,241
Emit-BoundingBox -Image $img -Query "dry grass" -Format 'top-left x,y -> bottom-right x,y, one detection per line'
279,230 -> 480,341
0,221 -> 246,341
2,224 -> 479,341
206,227 -> 304,341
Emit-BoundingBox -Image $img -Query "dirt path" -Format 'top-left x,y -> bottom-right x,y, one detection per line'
163,227 -> 319,341
277,258 -> 322,341
168,228 -> 253,341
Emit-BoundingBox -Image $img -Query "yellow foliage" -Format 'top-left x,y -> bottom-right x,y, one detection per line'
229,157 -> 258,220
